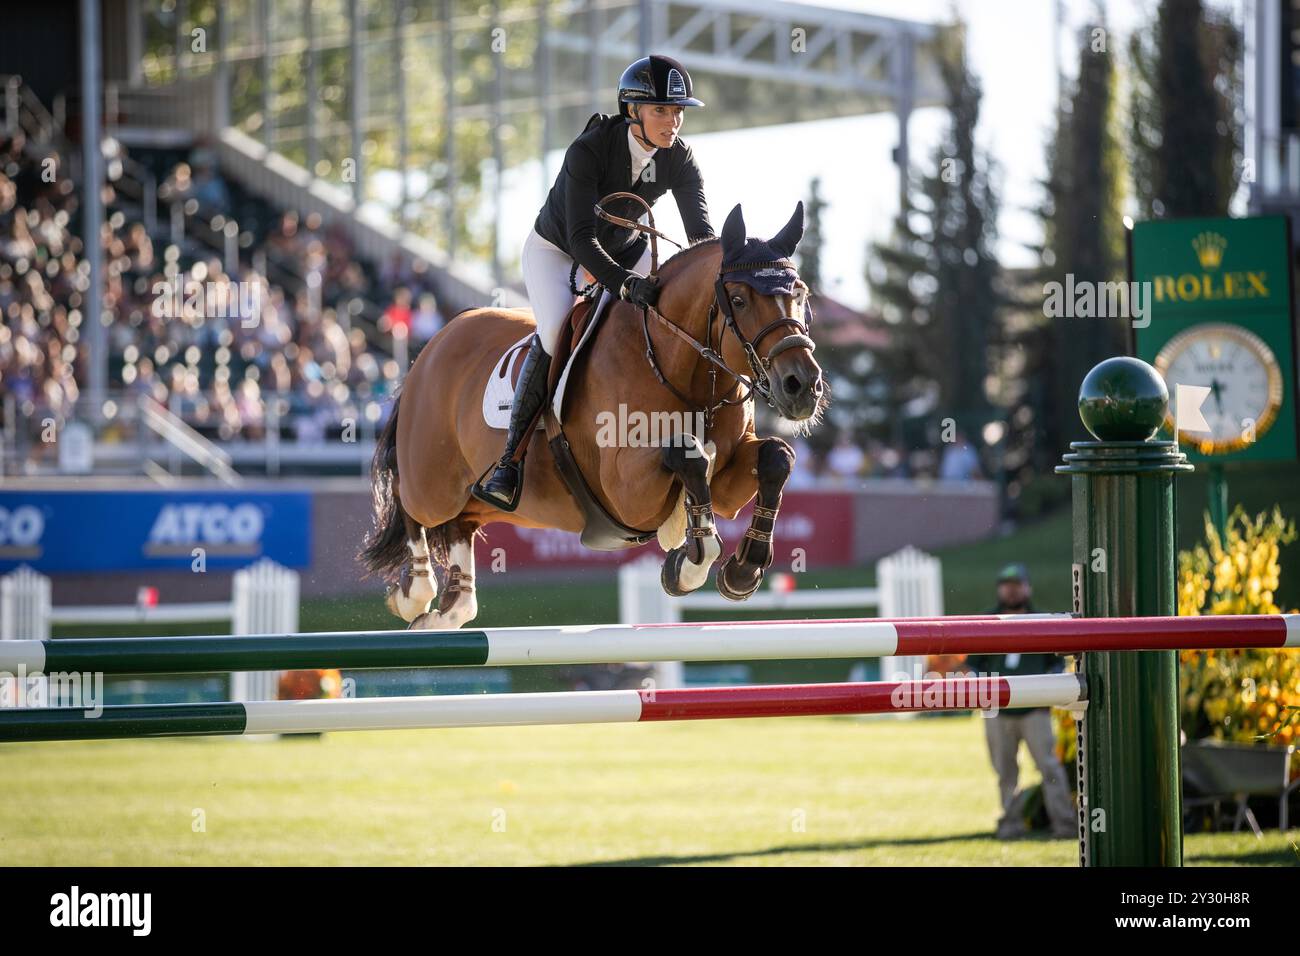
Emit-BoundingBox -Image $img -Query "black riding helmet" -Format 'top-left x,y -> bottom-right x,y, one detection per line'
617,55 -> 704,146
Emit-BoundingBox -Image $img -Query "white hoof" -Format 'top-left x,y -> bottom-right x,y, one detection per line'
388,572 -> 437,623
409,594 -> 478,631
676,533 -> 721,592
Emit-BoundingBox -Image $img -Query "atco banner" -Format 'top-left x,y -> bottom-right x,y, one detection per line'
0,490 -> 312,572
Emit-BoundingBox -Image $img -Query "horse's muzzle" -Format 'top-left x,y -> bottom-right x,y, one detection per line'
769,355 -> 824,421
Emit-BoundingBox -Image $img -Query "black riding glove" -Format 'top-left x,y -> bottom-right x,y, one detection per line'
620,274 -> 661,309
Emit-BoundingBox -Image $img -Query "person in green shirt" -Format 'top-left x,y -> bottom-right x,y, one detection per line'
965,563 -> 1077,840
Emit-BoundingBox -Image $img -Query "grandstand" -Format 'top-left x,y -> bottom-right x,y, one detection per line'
0,1 -> 941,481
0,79 -> 491,477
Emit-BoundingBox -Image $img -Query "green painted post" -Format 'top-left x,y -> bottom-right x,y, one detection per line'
1208,463 -> 1229,544
1057,357 -> 1192,867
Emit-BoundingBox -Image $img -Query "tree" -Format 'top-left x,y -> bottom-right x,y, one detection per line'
867,25 -> 1001,449
797,177 -> 826,294
1129,0 -> 1243,219
1037,20 -> 1129,457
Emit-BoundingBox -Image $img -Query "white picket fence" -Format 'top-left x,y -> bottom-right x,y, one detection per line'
0,558 -> 299,702
619,545 -> 943,686
230,559 -> 300,701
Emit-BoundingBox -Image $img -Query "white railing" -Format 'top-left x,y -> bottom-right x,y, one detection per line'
229,558 -> 301,702
216,126 -> 526,313
618,545 -> 943,687
1,75 -> 59,142
0,558 -> 298,704
138,395 -> 241,486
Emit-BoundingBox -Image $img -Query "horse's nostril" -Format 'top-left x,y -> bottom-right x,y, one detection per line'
783,374 -> 802,395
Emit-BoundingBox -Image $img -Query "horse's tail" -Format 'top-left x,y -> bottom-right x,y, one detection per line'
359,394 -> 411,580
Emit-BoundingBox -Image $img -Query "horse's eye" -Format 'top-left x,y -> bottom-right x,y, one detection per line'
730,295 -> 745,309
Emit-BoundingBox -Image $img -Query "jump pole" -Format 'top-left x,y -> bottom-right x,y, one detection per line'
0,673 -> 1086,742
1,613 -> 1295,676
1059,357 -> 1193,867
0,360 -> 1266,871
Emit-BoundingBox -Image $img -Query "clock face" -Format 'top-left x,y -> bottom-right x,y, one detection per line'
1154,323 -> 1285,455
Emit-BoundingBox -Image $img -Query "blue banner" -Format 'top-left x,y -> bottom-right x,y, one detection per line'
0,490 -> 312,572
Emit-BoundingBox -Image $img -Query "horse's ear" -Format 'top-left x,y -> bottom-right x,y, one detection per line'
720,204 -> 746,258
768,201 -> 805,258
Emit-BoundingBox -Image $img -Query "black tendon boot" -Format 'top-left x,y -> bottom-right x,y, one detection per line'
472,335 -> 552,511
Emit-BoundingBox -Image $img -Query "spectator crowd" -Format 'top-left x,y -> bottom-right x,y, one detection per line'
786,430 -> 986,489
1,131 -> 449,468
2,129 -> 984,485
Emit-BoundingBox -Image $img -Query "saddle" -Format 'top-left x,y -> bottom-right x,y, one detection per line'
543,290 -> 661,551
547,293 -> 598,395
480,292 -> 601,431
481,191 -> 682,550
478,287 -> 659,550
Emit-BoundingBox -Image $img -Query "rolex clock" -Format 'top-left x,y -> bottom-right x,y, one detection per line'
1131,214 -> 1298,463
1153,322 -> 1285,455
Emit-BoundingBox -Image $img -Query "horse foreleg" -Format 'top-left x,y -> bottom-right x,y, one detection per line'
712,436 -> 794,601
660,432 -> 722,597
409,519 -> 479,630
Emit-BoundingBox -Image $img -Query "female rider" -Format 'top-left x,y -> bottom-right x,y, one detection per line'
472,54 -> 716,511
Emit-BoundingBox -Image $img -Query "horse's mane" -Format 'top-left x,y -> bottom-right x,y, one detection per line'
656,237 -> 721,279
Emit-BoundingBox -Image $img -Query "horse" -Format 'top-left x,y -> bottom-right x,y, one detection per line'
360,201 -> 826,629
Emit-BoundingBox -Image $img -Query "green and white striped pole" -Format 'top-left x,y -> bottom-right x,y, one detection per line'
0,674 -> 1088,742
3,613 -> 1295,676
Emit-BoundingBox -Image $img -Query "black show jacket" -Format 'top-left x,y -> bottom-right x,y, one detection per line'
533,112 -> 714,292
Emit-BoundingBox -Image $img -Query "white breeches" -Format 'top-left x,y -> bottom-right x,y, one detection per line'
521,227 -> 653,354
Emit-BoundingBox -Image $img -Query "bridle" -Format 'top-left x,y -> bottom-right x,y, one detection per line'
593,193 -> 816,427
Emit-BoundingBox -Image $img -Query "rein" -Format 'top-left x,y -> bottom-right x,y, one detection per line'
592,192 -> 817,428
593,191 -> 682,274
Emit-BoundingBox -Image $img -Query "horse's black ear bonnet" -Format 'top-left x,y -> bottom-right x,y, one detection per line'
718,202 -> 806,298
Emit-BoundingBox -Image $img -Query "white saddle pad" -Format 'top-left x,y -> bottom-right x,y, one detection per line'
480,290 -> 613,430
481,334 -> 542,430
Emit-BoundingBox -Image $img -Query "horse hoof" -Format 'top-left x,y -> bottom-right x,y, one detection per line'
388,566 -> 435,622
716,554 -> 762,602
408,601 -> 478,631
660,547 -> 691,597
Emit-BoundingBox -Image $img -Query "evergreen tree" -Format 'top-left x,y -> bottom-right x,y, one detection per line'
1038,20 -> 1129,456
797,178 -> 826,294
796,175 -> 881,455
1129,0 -> 1243,218
867,25 -> 1001,455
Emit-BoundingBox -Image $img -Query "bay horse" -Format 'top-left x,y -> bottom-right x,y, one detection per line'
360,201 -> 825,629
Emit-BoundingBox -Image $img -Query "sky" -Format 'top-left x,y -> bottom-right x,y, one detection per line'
491,0 -> 1231,311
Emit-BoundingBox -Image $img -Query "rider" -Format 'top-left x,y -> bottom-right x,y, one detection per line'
472,54 -> 716,511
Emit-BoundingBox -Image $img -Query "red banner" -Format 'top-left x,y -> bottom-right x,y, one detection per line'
472,491 -> 855,570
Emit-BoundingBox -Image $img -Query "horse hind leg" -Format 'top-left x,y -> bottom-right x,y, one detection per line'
410,517 -> 480,631
386,512 -> 438,622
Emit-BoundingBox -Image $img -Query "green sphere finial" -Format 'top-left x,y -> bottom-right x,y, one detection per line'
1077,357 -> 1168,441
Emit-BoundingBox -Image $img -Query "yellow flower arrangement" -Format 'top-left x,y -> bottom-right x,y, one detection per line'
1177,506 -> 1299,770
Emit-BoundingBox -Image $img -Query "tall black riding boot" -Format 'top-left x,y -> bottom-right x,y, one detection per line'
472,335 -> 552,511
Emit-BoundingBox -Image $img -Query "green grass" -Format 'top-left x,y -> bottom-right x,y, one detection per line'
3,713 -> 1293,866
22,502 -> 1299,865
